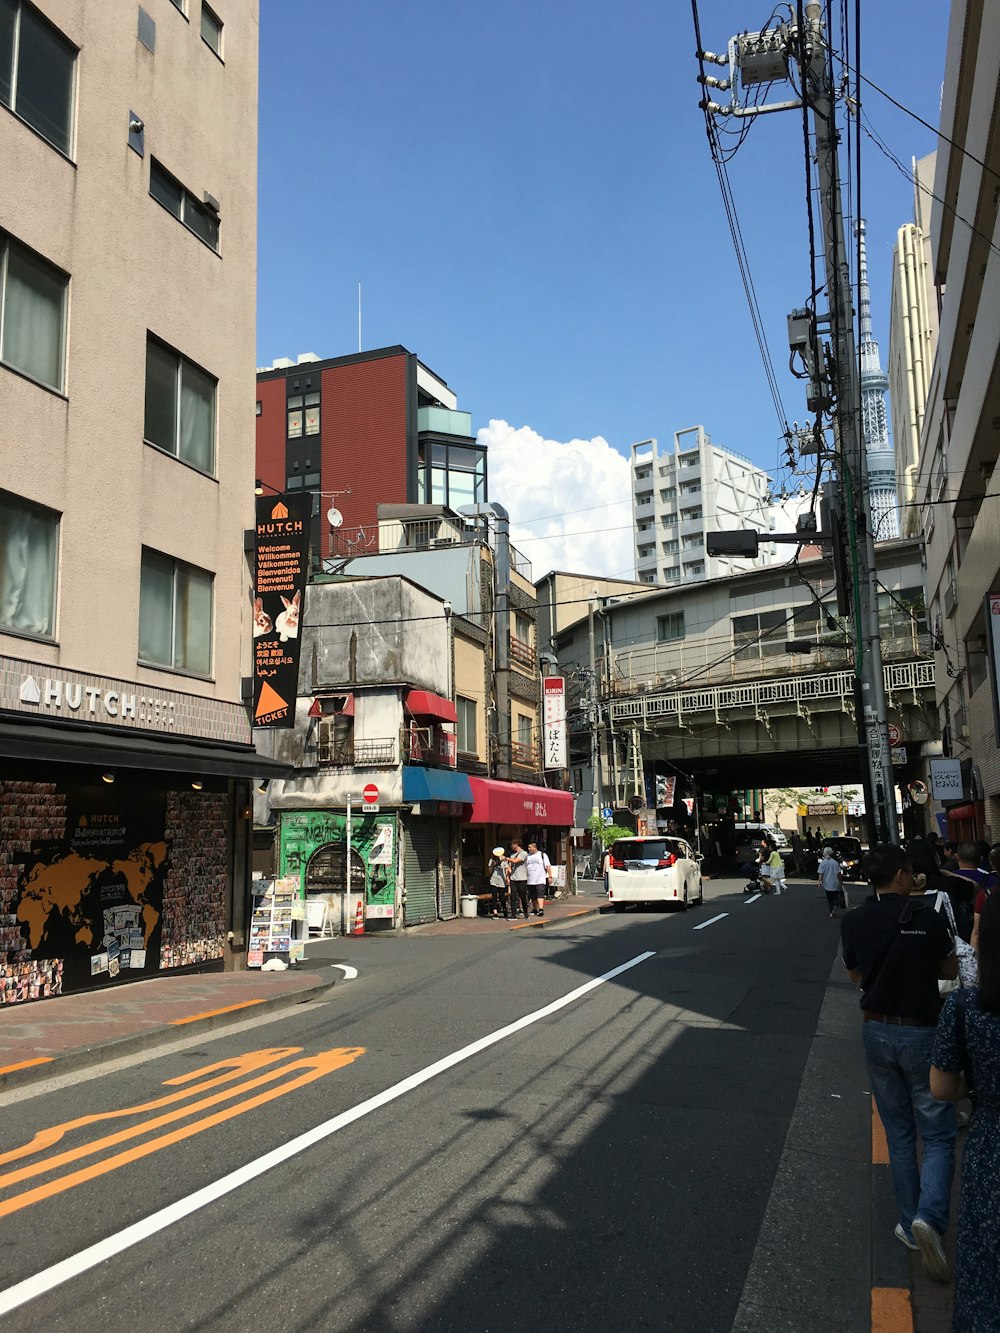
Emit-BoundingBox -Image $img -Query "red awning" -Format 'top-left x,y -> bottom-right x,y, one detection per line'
403,689 -> 457,724
946,804 -> 977,822
465,777 -> 576,827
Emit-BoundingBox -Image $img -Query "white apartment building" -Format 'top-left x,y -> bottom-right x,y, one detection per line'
912,0 -> 1000,842
631,426 -> 777,585
0,0 -> 272,1005
888,153 -> 938,536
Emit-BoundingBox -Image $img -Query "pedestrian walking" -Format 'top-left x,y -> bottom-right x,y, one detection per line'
818,846 -> 843,917
841,844 -> 958,1281
488,847 -> 511,920
525,841 -> 552,917
931,892 -> 1000,1328
763,839 -> 786,894
506,839 -> 530,920
790,831 -> 803,875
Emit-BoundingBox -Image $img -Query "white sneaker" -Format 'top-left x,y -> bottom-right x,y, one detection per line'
911,1217 -> 950,1282
894,1223 -> 918,1251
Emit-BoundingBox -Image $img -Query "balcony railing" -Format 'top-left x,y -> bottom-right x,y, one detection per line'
509,635 -> 536,670
510,740 -> 538,768
319,735 -> 397,768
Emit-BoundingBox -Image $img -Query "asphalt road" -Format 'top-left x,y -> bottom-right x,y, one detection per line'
0,878 -> 848,1332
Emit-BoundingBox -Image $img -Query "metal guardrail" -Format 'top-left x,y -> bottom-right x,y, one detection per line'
608,659 -> 936,723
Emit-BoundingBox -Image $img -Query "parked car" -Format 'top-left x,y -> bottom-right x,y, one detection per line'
606,836 -> 704,910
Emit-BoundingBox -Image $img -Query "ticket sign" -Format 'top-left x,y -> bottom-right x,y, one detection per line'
252,495 -> 312,729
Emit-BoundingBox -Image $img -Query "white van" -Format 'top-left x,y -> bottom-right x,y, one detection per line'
735,822 -> 789,849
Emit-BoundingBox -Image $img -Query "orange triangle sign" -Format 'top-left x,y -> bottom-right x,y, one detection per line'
255,680 -> 289,718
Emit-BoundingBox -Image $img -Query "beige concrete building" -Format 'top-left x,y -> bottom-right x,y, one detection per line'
913,0 -> 1000,841
888,152 -> 938,536
0,0 -> 271,1004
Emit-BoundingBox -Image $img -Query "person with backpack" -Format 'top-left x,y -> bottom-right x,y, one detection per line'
931,892 -> 1000,1328
951,841 -> 994,937
525,841 -> 552,917
841,844 -> 958,1281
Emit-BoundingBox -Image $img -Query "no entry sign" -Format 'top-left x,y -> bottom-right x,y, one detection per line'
362,784 -> 379,805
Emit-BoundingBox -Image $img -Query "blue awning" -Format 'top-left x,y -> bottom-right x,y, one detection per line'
402,765 -> 474,805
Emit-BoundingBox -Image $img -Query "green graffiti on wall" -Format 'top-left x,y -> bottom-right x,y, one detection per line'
278,811 -> 396,905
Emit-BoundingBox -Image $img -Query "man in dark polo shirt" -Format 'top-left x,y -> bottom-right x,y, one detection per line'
841,843 -> 958,1282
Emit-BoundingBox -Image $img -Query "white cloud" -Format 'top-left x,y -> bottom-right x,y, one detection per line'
478,420 -> 635,581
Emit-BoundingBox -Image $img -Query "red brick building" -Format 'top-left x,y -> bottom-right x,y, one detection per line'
255,347 -> 486,566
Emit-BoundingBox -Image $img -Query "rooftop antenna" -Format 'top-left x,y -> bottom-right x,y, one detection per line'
358,280 -> 362,353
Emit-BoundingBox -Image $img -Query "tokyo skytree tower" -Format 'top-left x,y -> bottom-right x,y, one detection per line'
856,218 -> 899,540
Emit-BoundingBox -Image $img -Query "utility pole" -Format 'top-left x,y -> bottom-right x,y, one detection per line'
588,594 -> 605,856
697,4 -> 898,845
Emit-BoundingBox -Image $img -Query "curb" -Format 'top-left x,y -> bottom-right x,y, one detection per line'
510,906 -> 606,931
0,968 -> 343,1096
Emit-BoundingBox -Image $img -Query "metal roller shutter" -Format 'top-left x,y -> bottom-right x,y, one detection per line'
403,818 -> 437,925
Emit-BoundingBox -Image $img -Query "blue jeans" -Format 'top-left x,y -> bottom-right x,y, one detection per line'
863,1020 -> 956,1235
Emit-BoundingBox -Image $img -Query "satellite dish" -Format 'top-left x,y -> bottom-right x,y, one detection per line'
327,507 -> 343,528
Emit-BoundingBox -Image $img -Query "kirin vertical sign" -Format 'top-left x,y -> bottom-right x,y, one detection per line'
252,495 -> 311,728
542,676 -> 567,770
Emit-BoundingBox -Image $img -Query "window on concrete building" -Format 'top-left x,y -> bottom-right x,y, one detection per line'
0,1 -> 76,155
656,611 -> 685,642
733,608 -> 788,661
138,548 -> 213,674
456,696 -> 477,755
200,2 -> 222,55
0,489 -> 58,638
286,395 -> 303,438
144,335 -> 216,473
150,159 -> 220,251
0,231 -> 67,390
662,539 -> 678,554
878,586 -> 927,653
684,561 -> 705,577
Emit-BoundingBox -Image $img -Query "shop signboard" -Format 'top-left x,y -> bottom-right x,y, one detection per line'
252,494 -> 312,729
929,758 -> 963,801
542,676 -> 567,770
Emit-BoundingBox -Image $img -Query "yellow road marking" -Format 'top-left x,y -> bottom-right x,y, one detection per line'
170,998 -> 267,1025
0,1045 -> 364,1217
0,1058 -> 53,1077
0,1047 -> 303,1167
872,1101 -> 889,1164
871,1286 -> 913,1332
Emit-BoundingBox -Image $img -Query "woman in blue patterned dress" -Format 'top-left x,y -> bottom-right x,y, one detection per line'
931,892 -> 1000,1332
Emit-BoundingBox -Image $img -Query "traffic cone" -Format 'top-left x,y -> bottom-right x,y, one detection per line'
353,898 -> 364,936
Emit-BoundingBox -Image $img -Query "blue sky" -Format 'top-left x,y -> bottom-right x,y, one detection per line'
257,1 -> 949,576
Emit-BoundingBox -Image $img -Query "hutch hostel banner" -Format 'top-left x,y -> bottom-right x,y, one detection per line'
252,494 -> 312,729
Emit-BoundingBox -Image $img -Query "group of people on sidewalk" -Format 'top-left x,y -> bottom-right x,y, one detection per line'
841,839 -> 1000,1331
486,839 -> 552,920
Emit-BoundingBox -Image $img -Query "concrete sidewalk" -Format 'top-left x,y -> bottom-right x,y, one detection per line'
0,967 -> 341,1093
411,890 -> 607,936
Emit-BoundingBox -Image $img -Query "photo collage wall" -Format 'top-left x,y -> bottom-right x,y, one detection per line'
0,776 -> 233,1005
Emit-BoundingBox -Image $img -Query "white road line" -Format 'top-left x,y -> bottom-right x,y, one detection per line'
0,949 -> 657,1317
331,964 -> 358,980
743,894 -> 762,905
693,912 -> 729,931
